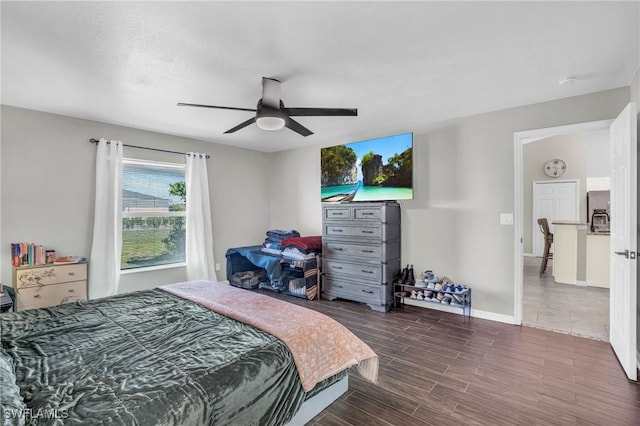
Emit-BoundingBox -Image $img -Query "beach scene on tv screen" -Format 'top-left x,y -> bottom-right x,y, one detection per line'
321,132 -> 413,202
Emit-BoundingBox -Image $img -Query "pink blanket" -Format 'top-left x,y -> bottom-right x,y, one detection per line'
160,281 -> 378,391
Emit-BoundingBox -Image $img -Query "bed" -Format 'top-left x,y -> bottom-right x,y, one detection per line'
0,281 -> 377,425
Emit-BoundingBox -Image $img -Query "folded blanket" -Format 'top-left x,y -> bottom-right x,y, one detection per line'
160,281 -> 378,391
282,247 -> 315,261
280,236 -> 322,252
266,229 -> 300,241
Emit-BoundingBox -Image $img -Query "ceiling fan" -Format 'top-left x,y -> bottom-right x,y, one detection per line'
177,77 -> 357,137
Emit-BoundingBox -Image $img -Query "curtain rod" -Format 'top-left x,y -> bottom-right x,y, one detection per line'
89,138 -> 210,159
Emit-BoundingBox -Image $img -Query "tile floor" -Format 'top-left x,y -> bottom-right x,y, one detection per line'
522,256 -> 609,341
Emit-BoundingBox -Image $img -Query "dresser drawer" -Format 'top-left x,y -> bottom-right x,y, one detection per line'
322,278 -> 382,304
323,259 -> 381,281
353,207 -> 381,220
323,241 -> 381,259
17,280 -> 87,311
323,207 -> 351,220
14,263 -> 87,290
324,224 -> 381,239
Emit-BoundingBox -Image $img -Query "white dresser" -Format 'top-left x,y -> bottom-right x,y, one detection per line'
321,201 -> 401,312
13,263 -> 87,311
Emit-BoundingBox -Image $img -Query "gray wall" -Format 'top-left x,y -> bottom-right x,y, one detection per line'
1,105 -> 271,294
0,86 -> 631,319
523,134 -> 587,254
268,87 -> 629,318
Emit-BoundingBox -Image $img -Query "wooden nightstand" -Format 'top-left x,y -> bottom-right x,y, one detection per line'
13,262 -> 87,311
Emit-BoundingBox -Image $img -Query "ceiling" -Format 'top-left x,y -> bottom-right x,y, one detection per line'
2,1 -> 639,153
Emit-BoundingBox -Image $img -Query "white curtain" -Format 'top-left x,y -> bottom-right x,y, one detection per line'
89,139 -> 123,299
185,153 -> 217,281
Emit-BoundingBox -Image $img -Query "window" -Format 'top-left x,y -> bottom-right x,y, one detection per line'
121,158 -> 186,270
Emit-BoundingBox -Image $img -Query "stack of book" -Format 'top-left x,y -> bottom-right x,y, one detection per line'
10,242 -> 55,267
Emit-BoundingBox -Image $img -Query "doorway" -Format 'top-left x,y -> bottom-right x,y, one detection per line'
513,119 -> 614,340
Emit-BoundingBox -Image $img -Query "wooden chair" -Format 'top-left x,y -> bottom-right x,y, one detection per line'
537,218 -> 553,277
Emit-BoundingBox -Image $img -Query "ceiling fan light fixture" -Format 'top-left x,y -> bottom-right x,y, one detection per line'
256,115 -> 285,131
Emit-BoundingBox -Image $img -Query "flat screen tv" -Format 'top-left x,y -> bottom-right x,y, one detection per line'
321,132 -> 413,202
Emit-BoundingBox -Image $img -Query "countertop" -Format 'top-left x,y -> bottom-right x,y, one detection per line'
551,220 -> 609,235
552,220 -> 587,226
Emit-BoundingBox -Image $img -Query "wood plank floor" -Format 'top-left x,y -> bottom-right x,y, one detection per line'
263,292 -> 640,426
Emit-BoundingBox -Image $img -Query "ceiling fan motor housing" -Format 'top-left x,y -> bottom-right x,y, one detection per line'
256,100 -> 287,131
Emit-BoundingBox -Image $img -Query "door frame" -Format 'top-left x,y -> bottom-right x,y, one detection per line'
513,119 -> 613,325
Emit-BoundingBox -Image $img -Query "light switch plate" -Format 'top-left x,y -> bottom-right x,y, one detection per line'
500,213 -> 514,225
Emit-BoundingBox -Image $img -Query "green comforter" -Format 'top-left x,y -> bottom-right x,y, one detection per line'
0,289 -> 333,425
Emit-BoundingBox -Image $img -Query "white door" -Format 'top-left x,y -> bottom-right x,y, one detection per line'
532,181 -> 579,257
609,102 -> 637,381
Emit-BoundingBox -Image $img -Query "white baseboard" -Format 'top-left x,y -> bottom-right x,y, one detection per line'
576,280 -> 587,287
402,299 -> 517,325
523,253 -> 535,257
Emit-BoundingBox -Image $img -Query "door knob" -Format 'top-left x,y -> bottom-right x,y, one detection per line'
615,250 -> 630,258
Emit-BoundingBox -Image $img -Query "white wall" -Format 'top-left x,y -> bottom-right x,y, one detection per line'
0,105 -> 271,294
269,87 -> 629,317
585,129 -> 611,178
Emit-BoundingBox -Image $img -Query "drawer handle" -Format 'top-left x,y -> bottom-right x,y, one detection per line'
362,269 -> 374,274
332,266 -> 343,270
68,272 -> 76,276
362,212 -> 374,216
333,247 -> 344,251
68,289 -> 75,293
361,290 -> 374,294
362,250 -> 374,253
333,229 -> 343,232
361,230 -> 374,234
334,285 -> 344,288
33,294 -> 41,298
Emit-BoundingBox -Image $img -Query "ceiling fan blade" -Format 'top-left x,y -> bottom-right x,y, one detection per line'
177,102 -> 256,113
261,77 -> 281,108
284,107 -> 358,117
224,117 -> 256,134
285,117 -> 313,137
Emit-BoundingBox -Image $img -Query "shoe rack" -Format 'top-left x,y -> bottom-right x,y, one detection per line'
393,272 -> 472,322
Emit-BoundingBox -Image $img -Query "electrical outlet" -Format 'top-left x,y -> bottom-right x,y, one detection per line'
215,263 -> 221,271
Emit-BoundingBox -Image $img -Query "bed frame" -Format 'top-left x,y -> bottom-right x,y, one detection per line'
286,375 -> 348,425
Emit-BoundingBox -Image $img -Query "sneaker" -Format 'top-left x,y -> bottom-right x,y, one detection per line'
436,292 -> 445,301
424,290 -> 433,298
414,281 -> 427,288
426,282 -> 435,290
434,283 -> 442,291
452,294 -> 463,304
